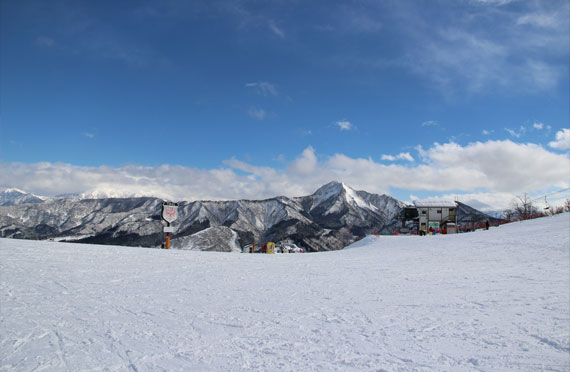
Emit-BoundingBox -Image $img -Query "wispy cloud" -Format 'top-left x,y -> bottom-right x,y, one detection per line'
398,1 -> 569,95
421,120 -> 439,127
30,2 -> 160,68
325,0 -> 567,96
482,129 -> 494,135
83,132 -> 95,139
336,120 -> 353,131
410,29 -> 510,94
471,0 -> 517,5
245,81 -> 278,96
533,122 -> 544,130
517,13 -> 561,29
341,7 -> 382,33
505,126 -> 527,138
268,20 -> 285,38
36,36 -> 55,47
248,107 -> 266,120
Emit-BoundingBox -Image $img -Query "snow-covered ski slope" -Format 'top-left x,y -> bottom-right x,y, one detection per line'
1,214 -> 569,372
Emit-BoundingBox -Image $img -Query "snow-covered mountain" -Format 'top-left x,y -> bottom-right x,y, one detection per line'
0,197 -> 164,244
0,188 -> 47,206
0,182 -> 493,251
299,182 -> 404,233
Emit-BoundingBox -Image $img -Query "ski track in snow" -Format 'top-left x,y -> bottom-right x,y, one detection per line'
1,214 -> 569,371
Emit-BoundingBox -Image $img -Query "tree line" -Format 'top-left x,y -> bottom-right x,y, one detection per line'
503,193 -> 570,221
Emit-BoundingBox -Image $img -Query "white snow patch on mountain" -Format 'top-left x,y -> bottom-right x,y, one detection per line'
0,188 -> 47,206
173,226 -> 241,252
1,214 -> 569,371
343,184 -> 377,211
310,181 -> 378,215
80,189 -> 148,199
310,181 -> 344,209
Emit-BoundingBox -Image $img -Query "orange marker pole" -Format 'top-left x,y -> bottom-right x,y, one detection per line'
165,221 -> 171,249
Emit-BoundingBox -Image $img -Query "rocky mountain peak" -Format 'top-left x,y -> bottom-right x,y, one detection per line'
312,181 -> 347,200
309,181 -> 378,214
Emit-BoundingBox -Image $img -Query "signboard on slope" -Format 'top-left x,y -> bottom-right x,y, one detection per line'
162,201 -> 179,224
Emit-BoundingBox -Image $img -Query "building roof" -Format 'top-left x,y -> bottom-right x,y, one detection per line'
413,200 -> 457,208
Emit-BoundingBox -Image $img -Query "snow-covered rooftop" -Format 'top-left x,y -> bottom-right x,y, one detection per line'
413,200 -> 457,208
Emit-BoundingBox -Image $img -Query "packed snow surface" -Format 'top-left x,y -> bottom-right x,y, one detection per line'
1,214 -> 569,371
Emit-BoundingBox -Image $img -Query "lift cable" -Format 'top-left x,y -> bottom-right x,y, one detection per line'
530,187 -> 570,203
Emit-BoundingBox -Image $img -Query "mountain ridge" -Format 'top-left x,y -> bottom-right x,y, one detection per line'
0,182 -> 494,251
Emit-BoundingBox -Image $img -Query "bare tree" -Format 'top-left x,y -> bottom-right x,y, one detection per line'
565,198 -> 570,212
511,193 -> 536,219
503,208 -> 515,221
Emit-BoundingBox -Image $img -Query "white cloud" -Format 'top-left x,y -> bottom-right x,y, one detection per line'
398,152 -> 415,162
248,107 -> 266,120
2,141 -> 567,210
336,120 -> 353,131
422,140 -> 569,192
408,194 -> 420,202
504,129 -> 518,138
517,13 -> 560,28
36,36 -> 55,47
524,60 -> 560,91
83,132 -> 95,138
405,0 -> 569,95
472,0 -> 516,5
482,129 -> 493,135
245,81 -> 278,96
421,120 -> 439,127
288,146 -> 318,176
410,29 -> 509,94
268,20 -> 285,38
549,128 -> 570,150
381,152 -> 414,162
533,122 -> 544,130
505,126 -> 526,138
342,7 -> 382,33
326,1 -> 567,96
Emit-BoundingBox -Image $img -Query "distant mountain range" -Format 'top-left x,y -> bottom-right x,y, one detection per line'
0,188 -> 46,206
0,182 -> 497,251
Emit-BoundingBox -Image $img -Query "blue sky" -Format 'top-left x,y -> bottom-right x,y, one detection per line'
1,0 -> 569,211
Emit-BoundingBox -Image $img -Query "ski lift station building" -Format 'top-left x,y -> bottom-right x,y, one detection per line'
407,200 -> 458,233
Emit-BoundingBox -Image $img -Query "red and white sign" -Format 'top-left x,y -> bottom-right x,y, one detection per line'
162,202 -> 178,223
